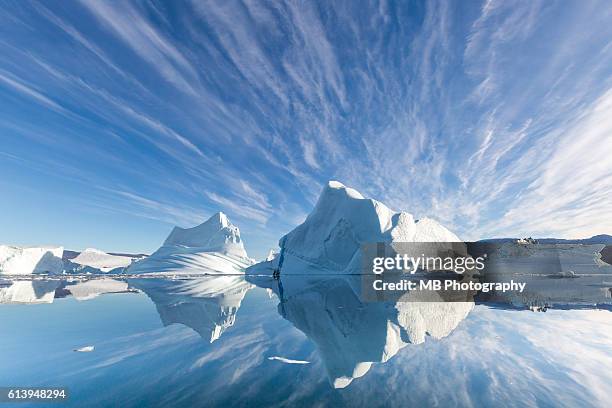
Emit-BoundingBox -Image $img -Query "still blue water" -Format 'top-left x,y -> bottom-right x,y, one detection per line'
0,276 -> 611,407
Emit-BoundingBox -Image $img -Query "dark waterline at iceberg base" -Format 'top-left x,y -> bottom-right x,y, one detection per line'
1,276 -> 611,408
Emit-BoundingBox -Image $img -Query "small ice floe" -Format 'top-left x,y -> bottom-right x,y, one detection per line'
74,346 -> 94,352
267,356 -> 310,364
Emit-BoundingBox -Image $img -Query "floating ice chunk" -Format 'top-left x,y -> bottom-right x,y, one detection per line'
0,245 -> 64,275
267,356 -> 310,364
70,249 -> 136,273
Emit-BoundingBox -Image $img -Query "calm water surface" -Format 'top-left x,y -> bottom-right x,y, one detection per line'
0,276 -> 611,407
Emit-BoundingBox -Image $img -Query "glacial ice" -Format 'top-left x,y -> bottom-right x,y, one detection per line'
127,212 -> 253,275
248,181 -> 460,275
0,245 -> 64,275
70,248 -> 136,273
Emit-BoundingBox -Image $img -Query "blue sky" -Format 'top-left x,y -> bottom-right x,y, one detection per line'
1,0 -> 611,259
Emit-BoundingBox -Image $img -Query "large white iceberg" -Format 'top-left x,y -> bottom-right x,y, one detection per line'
248,181 -> 460,275
127,212 -> 253,275
0,245 -> 64,275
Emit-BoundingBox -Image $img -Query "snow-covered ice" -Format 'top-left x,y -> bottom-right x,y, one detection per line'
248,181 -> 460,275
0,245 -> 64,275
69,248 -> 136,273
127,212 -> 253,275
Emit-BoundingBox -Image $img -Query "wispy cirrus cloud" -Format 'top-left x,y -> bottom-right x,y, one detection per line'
0,0 -> 610,257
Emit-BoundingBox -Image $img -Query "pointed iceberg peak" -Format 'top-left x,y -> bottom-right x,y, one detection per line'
207,211 -> 229,228
128,210 -> 252,275
324,180 -> 364,199
163,211 -> 248,259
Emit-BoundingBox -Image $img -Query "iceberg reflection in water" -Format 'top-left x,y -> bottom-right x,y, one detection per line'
129,277 -> 252,343
0,275 -> 611,407
247,274 -> 474,388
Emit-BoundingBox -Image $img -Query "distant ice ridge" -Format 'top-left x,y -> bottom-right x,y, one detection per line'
248,181 -> 460,275
127,212 -> 253,274
0,245 -> 64,275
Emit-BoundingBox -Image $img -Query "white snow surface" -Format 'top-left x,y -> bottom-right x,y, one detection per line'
71,248 -> 135,273
249,181 -> 460,275
164,212 -> 248,259
128,212 -> 253,275
0,245 -> 64,275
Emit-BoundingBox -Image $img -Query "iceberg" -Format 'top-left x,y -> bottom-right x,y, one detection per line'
248,181 -> 460,275
129,277 -> 252,342
127,212 -> 253,275
0,245 -> 64,275
67,248 -> 138,274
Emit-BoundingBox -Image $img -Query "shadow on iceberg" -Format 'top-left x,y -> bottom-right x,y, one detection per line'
129,277 -> 252,343
246,273 -> 473,388
0,245 -> 64,275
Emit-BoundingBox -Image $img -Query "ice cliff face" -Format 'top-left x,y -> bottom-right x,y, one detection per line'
249,181 -> 459,275
0,245 -> 64,275
128,212 -> 253,274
